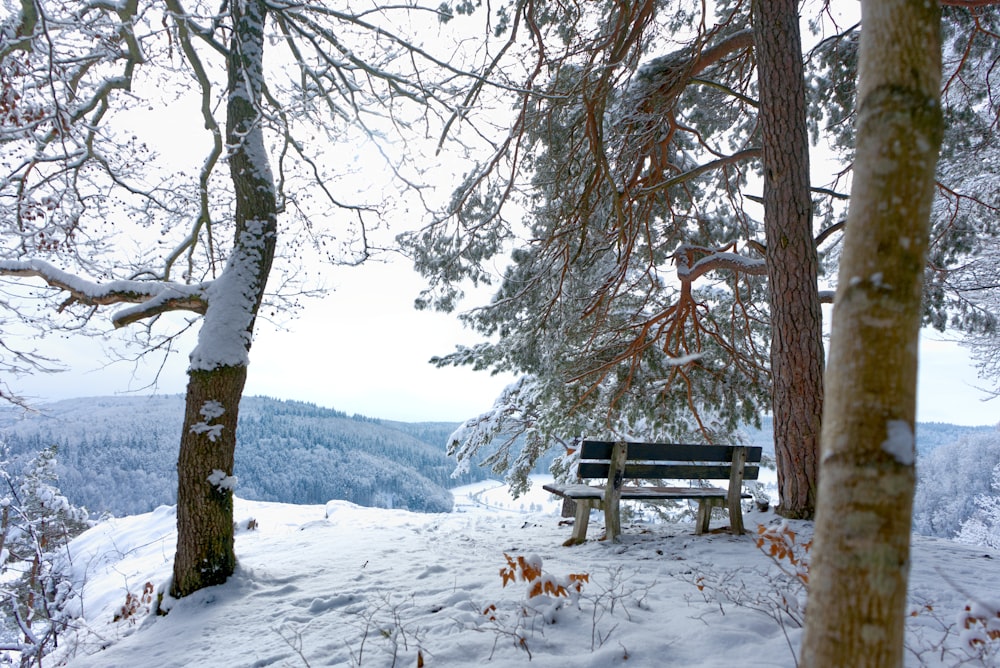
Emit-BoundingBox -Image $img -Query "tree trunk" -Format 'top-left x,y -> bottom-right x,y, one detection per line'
170,0 -> 277,599
800,1 -> 943,665
171,366 -> 245,596
752,0 -> 825,519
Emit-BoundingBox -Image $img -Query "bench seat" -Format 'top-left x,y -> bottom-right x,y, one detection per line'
542,483 -> 740,500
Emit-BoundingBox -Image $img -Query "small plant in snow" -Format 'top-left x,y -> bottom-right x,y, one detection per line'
680,522 -> 811,664
279,590 -> 427,668
113,582 -> 155,625
343,591 -> 426,668
580,565 -> 653,652
499,553 -> 588,597
754,522 -> 811,586
481,556 -> 648,661
476,553 -> 589,659
498,553 -> 588,614
905,597 -> 1000,666
956,600 -> 1000,662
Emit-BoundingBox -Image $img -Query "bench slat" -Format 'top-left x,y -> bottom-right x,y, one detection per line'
576,462 -> 760,480
579,441 -> 762,462
543,483 -> 751,501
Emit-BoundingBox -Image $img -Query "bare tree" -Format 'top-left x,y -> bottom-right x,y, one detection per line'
0,0 -> 487,597
801,0 -> 944,664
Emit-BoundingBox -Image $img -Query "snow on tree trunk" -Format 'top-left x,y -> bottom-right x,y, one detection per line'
800,1 -> 943,665
752,0 -> 824,520
171,367 -> 245,597
170,0 -> 277,599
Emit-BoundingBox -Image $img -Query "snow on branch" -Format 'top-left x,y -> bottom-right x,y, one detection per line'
636,148 -> 761,197
673,243 -> 767,282
0,259 -> 207,327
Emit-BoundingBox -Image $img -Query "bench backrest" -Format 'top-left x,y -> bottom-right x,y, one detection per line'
576,440 -> 762,481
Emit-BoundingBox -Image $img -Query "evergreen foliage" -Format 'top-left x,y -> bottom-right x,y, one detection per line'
1,442 -> 90,661
406,3 -> 774,493
914,427 -> 1000,540
406,2 -> 1000,494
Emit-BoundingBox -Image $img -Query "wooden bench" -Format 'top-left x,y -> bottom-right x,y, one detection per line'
542,440 -> 763,545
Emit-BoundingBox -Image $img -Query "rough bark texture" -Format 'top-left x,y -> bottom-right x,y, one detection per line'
752,0 -> 825,519
800,1 -> 943,665
170,0 -> 277,599
170,366 -> 246,597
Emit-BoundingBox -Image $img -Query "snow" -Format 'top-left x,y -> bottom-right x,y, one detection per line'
187,238 -> 263,371
189,400 -> 227,442
0,259 -> 206,328
664,352 -> 704,367
207,469 -> 238,491
199,400 -> 226,421
883,419 -> 916,465
40,477 -> 1000,668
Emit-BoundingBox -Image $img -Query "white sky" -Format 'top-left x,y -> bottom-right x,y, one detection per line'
5,0 -> 997,428
8,257 -> 997,427
10,259 -> 516,423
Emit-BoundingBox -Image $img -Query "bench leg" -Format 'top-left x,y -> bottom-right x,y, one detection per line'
696,500 -> 711,535
728,493 -> 745,536
603,441 -> 627,543
696,498 -> 723,534
563,499 -> 594,546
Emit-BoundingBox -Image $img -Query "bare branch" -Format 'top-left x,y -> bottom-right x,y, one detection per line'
674,245 -> 768,282
0,259 -> 207,328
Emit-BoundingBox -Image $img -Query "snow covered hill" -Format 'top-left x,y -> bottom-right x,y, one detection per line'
0,396 -> 476,516
1,396 -> 990,520
35,478 -> 1000,668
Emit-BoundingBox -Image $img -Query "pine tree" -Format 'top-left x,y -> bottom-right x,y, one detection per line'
1,443 -> 90,664
406,1 -> 1000,515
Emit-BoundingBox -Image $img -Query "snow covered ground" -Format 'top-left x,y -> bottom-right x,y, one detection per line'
42,477 -> 1000,667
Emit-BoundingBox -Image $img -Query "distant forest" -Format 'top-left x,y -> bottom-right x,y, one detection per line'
0,395 -> 486,516
0,395 -> 993,520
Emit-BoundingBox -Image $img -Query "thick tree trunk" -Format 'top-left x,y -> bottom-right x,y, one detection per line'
752,0 -> 825,519
169,0 -> 277,599
171,366 -> 245,596
800,1 -> 943,665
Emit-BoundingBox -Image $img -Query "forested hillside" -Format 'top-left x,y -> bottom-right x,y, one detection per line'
1,395 -> 992,523
0,396 -> 485,516
741,417 -> 992,455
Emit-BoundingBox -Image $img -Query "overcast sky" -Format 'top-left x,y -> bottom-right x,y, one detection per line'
8,256 -> 998,427
5,1 -> 996,429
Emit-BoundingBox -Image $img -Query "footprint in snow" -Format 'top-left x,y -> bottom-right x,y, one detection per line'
416,564 -> 448,580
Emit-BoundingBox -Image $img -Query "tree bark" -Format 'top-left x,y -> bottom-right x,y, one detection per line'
170,0 -> 277,599
171,366 -> 245,596
800,1 -> 943,665
752,0 -> 825,519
